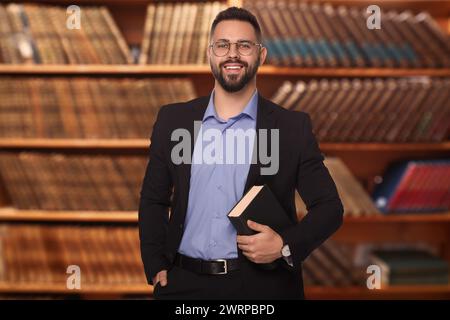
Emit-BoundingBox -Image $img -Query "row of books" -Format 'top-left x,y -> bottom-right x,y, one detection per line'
0,224 -> 146,285
2,223 -> 445,289
0,152 -> 377,216
244,0 -> 450,68
1,1 -> 449,67
271,78 -> 450,142
304,241 -> 450,287
1,76 -> 447,143
373,160 -> 450,214
139,1 -> 226,65
0,4 -> 131,64
0,153 -> 148,211
1,152 -> 446,215
296,157 -> 381,217
0,77 -> 196,138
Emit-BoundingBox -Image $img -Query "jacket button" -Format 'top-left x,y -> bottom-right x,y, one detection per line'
179,224 -> 183,229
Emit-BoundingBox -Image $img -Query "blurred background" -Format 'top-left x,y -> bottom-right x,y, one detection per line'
0,0 -> 448,299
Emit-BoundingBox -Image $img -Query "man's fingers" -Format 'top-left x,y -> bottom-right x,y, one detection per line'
247,220 -> 267,232
237,235 -> 258,245
238,243 -> 252,251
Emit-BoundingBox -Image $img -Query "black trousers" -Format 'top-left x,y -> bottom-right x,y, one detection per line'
153,259 -> 304,300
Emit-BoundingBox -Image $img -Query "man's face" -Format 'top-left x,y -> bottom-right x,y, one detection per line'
208,20 -> 266,93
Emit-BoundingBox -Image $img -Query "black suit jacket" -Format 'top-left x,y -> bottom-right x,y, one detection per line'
138,92 -> 344,298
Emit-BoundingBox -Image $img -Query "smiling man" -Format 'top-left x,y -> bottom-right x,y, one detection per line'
138,6 -> 343,300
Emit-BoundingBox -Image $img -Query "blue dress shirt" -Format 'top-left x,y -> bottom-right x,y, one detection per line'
178,89 -> 258,260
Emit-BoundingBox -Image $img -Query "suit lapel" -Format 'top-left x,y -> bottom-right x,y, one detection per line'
243,94 -> 276,193
178,94 -> 210,216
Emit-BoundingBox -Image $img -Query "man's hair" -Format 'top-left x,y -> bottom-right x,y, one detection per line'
209,6 -> 262,43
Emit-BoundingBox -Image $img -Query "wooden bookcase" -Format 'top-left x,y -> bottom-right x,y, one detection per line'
0,0 -> 449,299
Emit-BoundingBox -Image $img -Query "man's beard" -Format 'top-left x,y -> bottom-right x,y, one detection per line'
210,56 -> 260,93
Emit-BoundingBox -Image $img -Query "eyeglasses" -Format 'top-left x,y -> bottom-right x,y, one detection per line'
209,41 -> 262,57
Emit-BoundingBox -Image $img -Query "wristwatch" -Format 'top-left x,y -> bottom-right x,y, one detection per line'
281,243 -> 294,267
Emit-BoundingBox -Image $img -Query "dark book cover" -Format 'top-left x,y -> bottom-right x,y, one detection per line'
227,184 -> 293,236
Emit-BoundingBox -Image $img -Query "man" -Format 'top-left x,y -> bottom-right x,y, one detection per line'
139,6 -> 343,300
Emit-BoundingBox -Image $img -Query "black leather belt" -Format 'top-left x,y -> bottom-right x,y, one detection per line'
174,253 -> 239,275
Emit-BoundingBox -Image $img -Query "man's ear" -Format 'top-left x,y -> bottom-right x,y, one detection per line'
260,46 -> 267,65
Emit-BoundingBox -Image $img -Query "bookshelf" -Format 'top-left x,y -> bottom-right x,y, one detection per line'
0,0 -> 449,299
1,65 -> 450,77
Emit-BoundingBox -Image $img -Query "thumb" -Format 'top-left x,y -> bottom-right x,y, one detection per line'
159,270 -> 168,287
247,219 -> 267,232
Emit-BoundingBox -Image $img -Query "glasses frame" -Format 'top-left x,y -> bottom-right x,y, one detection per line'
209,40 -> 263,57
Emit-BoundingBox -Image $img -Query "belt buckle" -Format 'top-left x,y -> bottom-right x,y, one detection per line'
214,259 -> 228,275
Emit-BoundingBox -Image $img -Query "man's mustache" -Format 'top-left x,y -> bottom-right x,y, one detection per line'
220,60 -> 248,68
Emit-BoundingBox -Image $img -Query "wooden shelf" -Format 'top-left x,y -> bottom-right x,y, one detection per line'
0,65 -> 450,77
0,208 -> 137,223
334,213 -> 450,243
1,282 -> 449,299
1,139 -> 449,151
305,285 -> 450,300
344,213 -> 450,223
320,142 -> 450,152
1,207 -> 449,224
0,139 -> 150,150
0,282 -> 153,295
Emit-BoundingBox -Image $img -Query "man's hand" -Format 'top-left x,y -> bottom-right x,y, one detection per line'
152,269 -> 168,287
237,220 -> 284,264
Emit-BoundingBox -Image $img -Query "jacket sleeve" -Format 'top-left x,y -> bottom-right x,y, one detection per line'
280,112 -> 344,271
138,106 -> 173,285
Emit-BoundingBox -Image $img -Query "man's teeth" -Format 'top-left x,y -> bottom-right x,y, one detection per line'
224,65 -> 242,69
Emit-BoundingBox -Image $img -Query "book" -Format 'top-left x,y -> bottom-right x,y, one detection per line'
227,184 -> 293,236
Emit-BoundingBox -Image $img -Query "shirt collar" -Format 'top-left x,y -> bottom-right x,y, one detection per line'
203,89 -> 258,123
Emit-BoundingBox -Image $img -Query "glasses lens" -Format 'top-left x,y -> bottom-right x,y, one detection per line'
237,42 -> 254,55
213,42 -> 229,56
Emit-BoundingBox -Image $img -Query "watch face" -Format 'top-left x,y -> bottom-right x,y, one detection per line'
282,244 -> 291,257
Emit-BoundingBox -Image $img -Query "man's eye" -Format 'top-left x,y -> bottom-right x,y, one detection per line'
239,43 -> 252,49
217,43 -> 229,49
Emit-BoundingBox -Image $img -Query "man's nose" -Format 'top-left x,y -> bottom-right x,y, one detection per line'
227,43 -> 240,59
